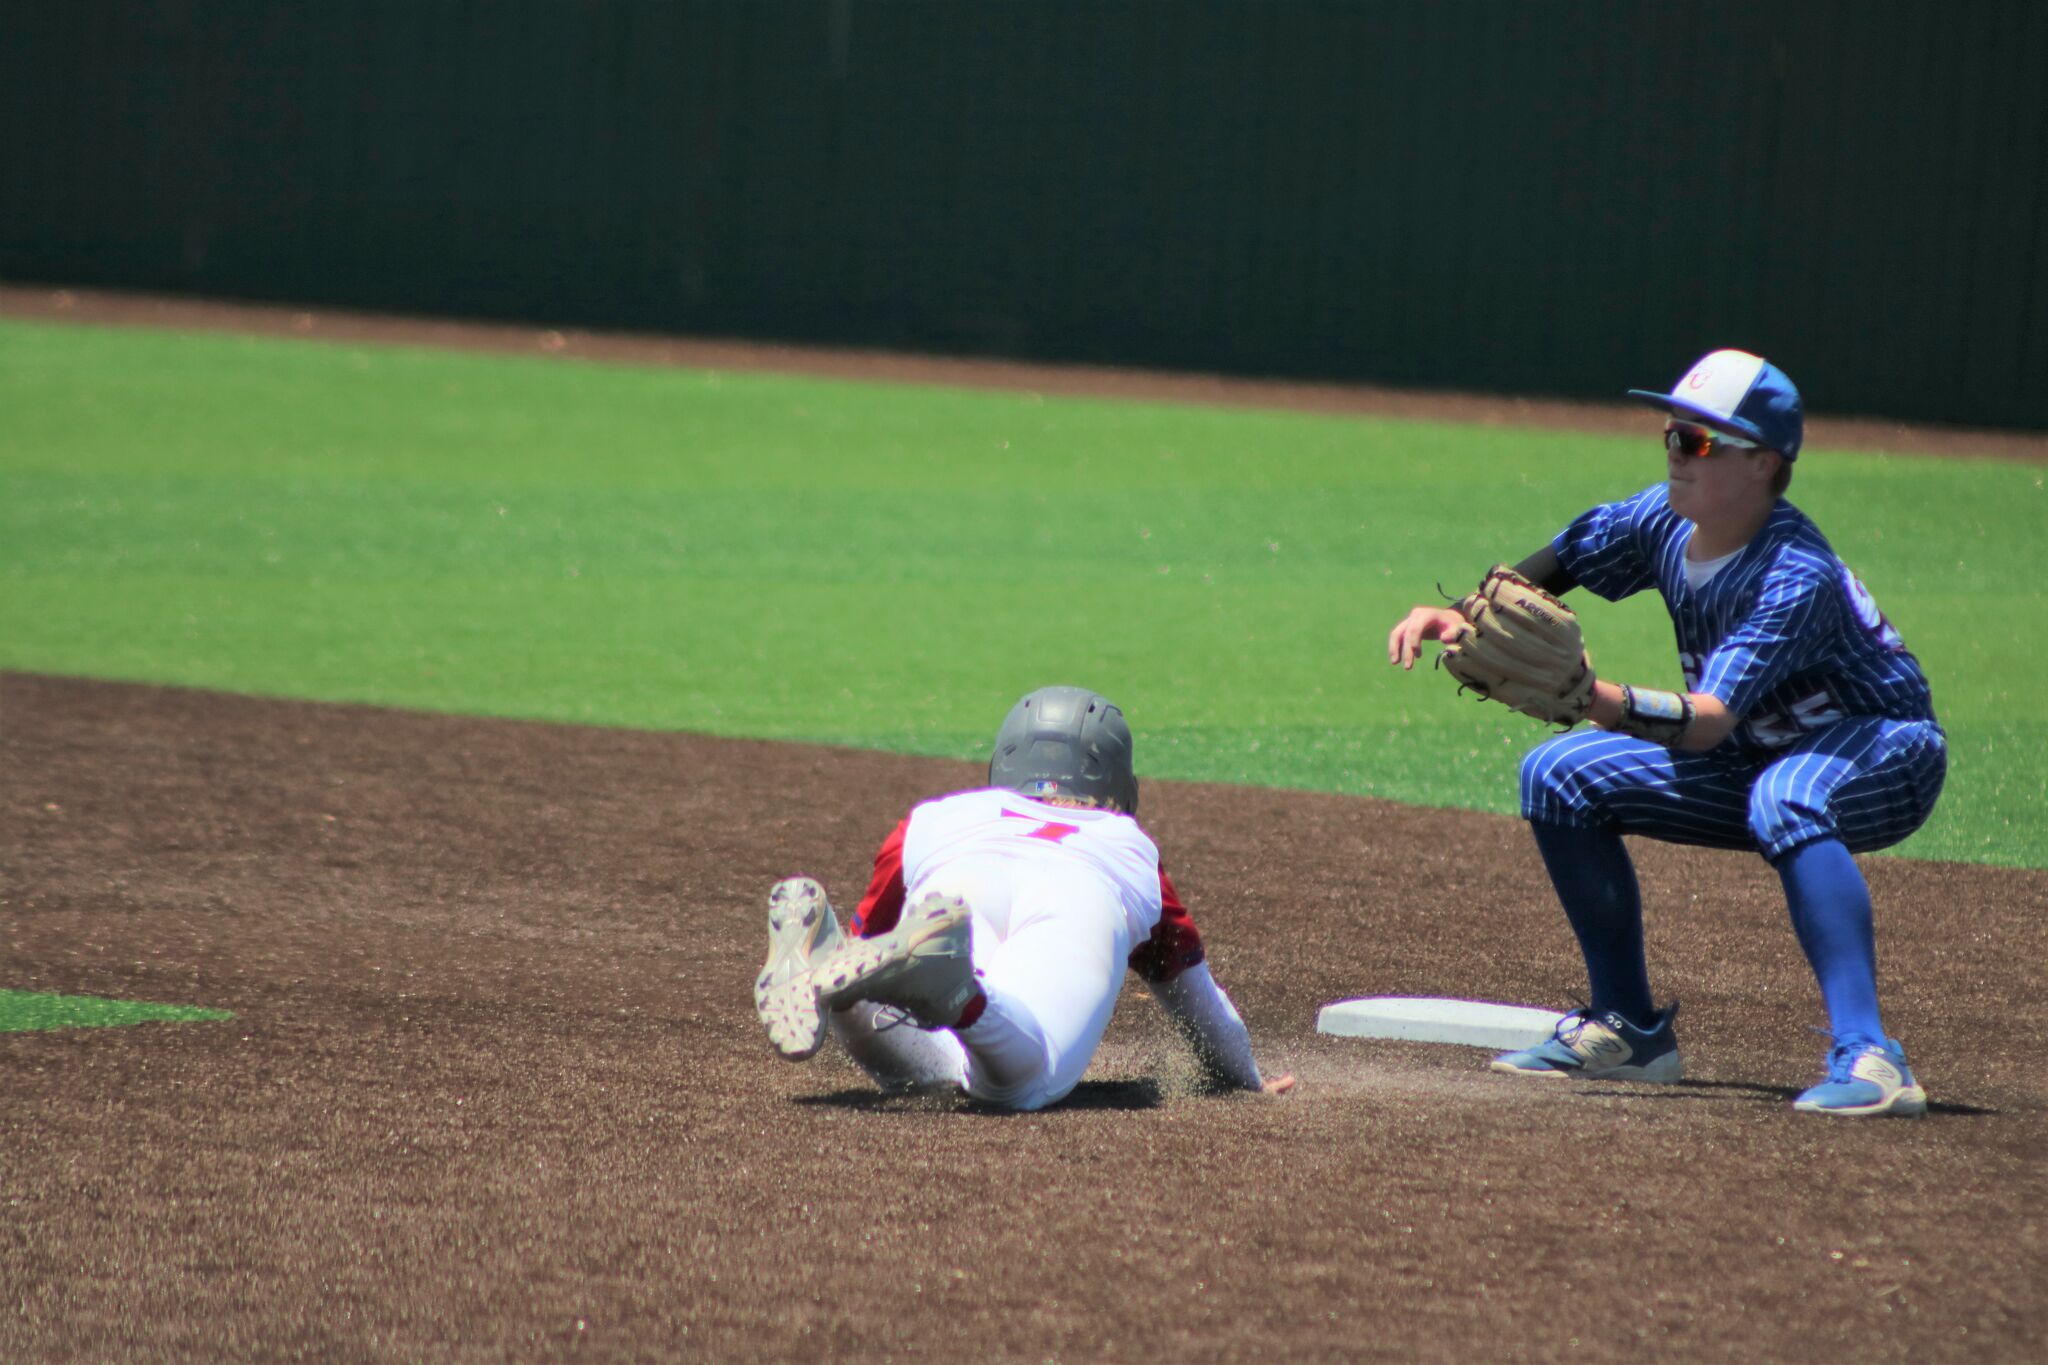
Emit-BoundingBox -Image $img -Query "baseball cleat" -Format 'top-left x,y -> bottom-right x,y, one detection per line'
758,892 -> 979,1063
1490,1004 -> 1684,1082
1793,1037 -> 1927,1117
816,891 -> 979,1027
754,877 -> 844,1061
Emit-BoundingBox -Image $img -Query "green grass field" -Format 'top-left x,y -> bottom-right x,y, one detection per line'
0,989 -> 232,1032
4,319 -> 2043,866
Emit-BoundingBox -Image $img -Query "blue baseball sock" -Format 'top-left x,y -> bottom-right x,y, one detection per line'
1773,838 -> 1884,1045
1529,821 -> 1656,1029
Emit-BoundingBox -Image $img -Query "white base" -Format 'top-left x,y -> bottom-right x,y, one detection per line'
1316,997 -> 1570,1050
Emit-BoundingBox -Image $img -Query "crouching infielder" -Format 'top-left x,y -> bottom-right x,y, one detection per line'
1388,350 -> 1944,1118
753,685 -> 1294,1110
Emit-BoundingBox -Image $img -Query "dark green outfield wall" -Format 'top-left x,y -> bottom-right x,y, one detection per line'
5,1 -> 2043,428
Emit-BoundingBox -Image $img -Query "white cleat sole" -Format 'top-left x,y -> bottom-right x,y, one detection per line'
1489,1053 -> 1683,1083
814,896 -> 970,999
1794,1084 -> 1928,1118
754,877 -> 841,1062
758,977 -> 830,1061
758,893 -> 974,1062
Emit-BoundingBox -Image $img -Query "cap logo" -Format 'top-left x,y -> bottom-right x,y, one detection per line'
1674,350 -> 1765,421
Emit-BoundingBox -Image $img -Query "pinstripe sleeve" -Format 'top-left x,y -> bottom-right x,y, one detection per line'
1696,557 -> 1837,714
1551,489 -> 1657,602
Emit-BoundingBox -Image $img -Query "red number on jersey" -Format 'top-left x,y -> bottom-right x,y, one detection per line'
1025,821 -> 1080,843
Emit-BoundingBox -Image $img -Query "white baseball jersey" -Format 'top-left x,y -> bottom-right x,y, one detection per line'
850,787 -> 1207,981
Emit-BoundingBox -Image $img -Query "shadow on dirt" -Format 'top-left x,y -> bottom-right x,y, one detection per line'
794,1078 -> 1166,1113
1578,1077 -> 2003,1117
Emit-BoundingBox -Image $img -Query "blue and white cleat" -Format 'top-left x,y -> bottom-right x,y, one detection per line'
1793,1038 -> 1928,1117
1490,1004 -> 1684,1083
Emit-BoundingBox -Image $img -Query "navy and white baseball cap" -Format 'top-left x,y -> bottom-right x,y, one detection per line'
1627,349 -> 1804,460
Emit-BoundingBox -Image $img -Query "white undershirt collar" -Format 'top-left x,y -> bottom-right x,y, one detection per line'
1684,546 -> 1743,590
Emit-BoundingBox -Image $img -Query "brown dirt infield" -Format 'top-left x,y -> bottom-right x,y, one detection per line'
3,290 -> 2044,1359
4,673 -> 2043,1362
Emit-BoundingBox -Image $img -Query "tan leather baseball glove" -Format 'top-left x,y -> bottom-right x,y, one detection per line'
1439,566 -> 1595,726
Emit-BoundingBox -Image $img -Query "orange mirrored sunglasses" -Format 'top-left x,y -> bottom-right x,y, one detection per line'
1664,422 -> 1761,459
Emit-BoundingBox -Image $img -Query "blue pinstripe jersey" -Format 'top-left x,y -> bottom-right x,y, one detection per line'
1553,485 -> 1936,752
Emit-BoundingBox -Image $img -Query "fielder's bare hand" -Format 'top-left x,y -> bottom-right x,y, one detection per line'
1387,605 -> 1468,669
1261,1072 -> 1297,1096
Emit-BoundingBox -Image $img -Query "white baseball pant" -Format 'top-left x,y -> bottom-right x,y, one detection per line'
830,852 -> 1134,1111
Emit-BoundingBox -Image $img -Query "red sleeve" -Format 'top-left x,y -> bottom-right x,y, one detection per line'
848,816 -> 910,939
1126,864 -> 1207,982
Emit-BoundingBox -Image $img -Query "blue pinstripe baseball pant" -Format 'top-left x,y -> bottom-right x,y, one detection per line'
1520,718 -> 1947,861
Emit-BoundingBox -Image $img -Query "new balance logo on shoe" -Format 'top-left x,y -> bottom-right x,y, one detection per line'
1794,1038 -> 1927,1118
1580,1030 -> 1628,1061
1490,1005 -> 1684,1083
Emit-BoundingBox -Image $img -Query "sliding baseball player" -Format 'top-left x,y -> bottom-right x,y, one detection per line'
753,685 -> 1294,1111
